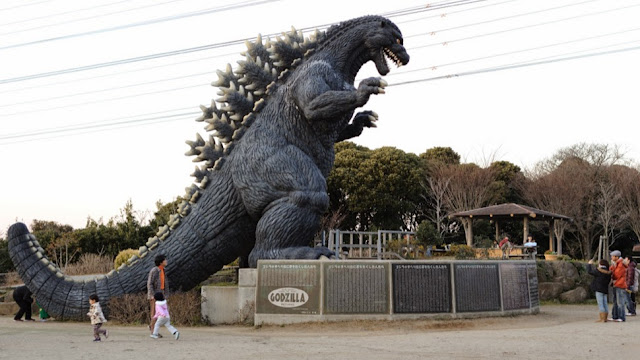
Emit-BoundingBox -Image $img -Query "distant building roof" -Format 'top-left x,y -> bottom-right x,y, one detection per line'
449,203 -> 572,221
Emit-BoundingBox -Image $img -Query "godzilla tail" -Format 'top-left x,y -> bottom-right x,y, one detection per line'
8,222 -> 149,320
8,172 -> 254,320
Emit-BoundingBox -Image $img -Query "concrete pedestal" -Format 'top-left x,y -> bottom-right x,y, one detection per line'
201,269 -> 256,325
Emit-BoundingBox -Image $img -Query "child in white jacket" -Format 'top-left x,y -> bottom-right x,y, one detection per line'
150,292 -> 180,340
87,294 -> 108,342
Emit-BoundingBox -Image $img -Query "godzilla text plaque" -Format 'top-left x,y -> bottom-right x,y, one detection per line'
500,263 -> 531,310
324,262 -> 389,314
454,263 -> 501,312
256,262 -> 321,315
392,263 -> 451,313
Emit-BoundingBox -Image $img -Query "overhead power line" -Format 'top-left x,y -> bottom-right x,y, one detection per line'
0,0 -> 280,50
408,0 -> 603,38
0,108 -> 198,143
0,0 -> 50,13
389,45 -> 640,86
397,0 -> 517,25
388,27 -> 640,76
0,0 -> 488,86
0,111 -> 199,145
0,0 -> 130,28
411,2 -> 640,49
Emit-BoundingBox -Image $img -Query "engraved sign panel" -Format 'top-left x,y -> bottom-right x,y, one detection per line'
500,263 -> 531,310
454,263 -> 500,312
256,262 -> 320,314
527,263 -> 539,308
324,262 -> 389,314
392,263 -> 451,313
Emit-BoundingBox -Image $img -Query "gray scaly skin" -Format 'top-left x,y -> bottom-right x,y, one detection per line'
8,15 -> 409,320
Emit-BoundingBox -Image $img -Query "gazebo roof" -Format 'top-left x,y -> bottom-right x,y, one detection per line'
449,203 -> 572,221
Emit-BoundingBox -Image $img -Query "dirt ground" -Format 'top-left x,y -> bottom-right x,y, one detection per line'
1,304 -> 638,359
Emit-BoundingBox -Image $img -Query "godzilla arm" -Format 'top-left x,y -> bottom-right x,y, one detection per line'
293,63 -> 386,122
336,111 -> 378,142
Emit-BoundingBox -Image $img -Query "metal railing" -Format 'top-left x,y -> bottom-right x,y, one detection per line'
323,229 -> 416,260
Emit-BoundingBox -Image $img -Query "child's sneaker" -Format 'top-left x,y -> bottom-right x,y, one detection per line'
150,334 -> 159,339
104,330 -> 109,339
93,338 -> 101,342
173,331 -> 180,340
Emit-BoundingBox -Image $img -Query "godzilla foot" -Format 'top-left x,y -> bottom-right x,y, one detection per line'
249,246 -> 336,267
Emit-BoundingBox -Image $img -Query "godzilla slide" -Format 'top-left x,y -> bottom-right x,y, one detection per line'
8,16 -> 409,319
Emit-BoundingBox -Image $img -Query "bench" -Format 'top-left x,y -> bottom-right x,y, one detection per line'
508,253 -> 535,260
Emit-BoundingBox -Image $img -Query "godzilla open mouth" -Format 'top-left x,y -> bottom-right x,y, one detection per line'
383,47 -> 404,67
376,46 -> 407,76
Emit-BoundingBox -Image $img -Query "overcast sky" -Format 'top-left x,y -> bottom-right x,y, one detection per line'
2,0 -> 640,235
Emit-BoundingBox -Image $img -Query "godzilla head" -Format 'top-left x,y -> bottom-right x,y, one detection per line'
319,16 -> 409,81
365,18 -> 410,76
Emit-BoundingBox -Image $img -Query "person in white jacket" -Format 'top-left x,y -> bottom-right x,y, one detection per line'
87,294 -> 108,342
150,292 -> 180,340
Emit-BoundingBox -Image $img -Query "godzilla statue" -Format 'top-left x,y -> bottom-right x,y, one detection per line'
8,15 -> 409,320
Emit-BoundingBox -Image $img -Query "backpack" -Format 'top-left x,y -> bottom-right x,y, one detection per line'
634,267 -> 640,292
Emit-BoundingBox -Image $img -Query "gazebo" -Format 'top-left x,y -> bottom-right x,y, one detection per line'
449,203 -> 572,253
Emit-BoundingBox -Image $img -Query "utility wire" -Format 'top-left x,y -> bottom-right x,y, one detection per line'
0,0 -> 279,50
388,27 -> 640,76
0,110 -> 198,142
0,0 -> 130,28
6,27 -> 639,109
408,0 -> 603,38
0,0 -> 50,13
1,1 -> 634,111
389,45 -> 640,86
0,71 -> 212,109
0,111 -> 199,145
0,83 -> 208,118
397,0 -> 517,25
6,40 -> 640,141
0,51 -> 237,95
0,0 -> 488,85
5,23 -> 640,108
0,0 -> 186,35
0,106 -> 195,140
411,3 -> 640,49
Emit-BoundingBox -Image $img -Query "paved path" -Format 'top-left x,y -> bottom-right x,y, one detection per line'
1,304 -> 638,359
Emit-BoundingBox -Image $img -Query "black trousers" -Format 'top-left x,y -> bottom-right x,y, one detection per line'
14,299 -> 32,320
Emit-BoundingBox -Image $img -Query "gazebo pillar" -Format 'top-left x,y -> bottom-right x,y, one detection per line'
548,219 -> 554,253
495,220 -> 500,242
522,217 -> 529,244
464,217 -> 474,247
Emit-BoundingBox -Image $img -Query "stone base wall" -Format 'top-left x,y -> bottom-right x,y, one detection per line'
536,260 -> 594,303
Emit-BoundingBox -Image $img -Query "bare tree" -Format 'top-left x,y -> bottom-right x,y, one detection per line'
441,163 -> 496,246
525,143 -> 625,259
612,165 -> 640,243
596,179 -> 627,259
422,162 -> 452,240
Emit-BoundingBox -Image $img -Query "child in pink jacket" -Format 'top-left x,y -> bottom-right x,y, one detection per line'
150,292 -> 180,340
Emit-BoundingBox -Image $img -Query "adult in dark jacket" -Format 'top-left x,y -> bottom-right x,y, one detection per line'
147,254 -> 169,334
13,285 -> 35,321
587,259 -> 612,322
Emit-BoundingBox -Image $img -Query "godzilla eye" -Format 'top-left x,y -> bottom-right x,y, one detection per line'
396,38 -> 402,45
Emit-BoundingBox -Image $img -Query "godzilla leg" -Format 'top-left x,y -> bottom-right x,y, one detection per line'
248,191 -> 335,267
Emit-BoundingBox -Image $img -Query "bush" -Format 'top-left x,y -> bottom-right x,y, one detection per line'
64,253 -> 113,275
108,290 -> 203,326
114,249 -> 139,269
108,293 -> 148,324
449,244 -> 475,259
415,221 -> 442,247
